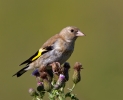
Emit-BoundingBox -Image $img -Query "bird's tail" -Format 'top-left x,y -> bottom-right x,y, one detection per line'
12,65 -> 29,77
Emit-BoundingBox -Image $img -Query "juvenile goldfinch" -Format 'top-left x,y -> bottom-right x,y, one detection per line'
13,26 -> 85,77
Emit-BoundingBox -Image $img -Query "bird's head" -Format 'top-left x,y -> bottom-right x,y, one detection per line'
59,26 -> 85,42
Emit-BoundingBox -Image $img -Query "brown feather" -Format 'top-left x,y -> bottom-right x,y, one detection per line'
41,34 -> 60,49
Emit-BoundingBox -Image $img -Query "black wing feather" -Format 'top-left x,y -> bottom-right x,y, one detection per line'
19,51 -> 39,66
19,46 -> 53,66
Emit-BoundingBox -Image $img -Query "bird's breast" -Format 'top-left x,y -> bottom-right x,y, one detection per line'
53,42 -> 74,64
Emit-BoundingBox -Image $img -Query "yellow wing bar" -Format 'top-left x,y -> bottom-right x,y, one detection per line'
31,48 -> 47,61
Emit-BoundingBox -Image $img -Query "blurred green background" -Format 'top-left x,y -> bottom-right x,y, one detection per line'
0,0 -> 123,100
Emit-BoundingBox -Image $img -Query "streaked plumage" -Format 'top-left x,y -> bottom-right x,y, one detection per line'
13,26 -> 85,77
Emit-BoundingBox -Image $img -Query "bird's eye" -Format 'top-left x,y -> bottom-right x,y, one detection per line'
70,29 -> 74,32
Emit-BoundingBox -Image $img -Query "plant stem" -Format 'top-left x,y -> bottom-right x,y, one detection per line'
68,84 -> 76,92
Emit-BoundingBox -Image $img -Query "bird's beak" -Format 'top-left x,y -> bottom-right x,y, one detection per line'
76,31 -> 85,37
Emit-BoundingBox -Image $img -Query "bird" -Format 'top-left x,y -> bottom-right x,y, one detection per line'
13,26 -> 85,77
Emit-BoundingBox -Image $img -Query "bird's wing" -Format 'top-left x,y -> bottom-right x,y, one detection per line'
19,48 -> 48,66
19,34 -> 60,66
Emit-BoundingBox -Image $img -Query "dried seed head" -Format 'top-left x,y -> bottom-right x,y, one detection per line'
51,62 -> 61,73
39,66 -> 47,72
73,62 -> 83,71
51,62 -> 61,82
40,72 -> 47,79
72,62 -> 83,84
40,70 -> 53,82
